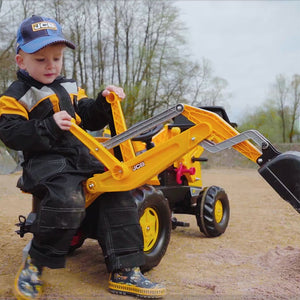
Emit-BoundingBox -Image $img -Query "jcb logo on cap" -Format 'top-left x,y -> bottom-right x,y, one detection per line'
32,22 -> 57,31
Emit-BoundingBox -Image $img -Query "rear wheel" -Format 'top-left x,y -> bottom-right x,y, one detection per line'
196,185 -> 230,237
133,186 -> 172,272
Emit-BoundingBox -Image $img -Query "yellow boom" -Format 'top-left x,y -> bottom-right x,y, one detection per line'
70,93 -> 262,207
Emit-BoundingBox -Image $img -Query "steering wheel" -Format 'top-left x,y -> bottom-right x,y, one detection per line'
132,124 -> 164,143
131,124 -> 164,150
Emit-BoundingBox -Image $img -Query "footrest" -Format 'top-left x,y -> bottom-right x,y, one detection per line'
171,217 -> 190,229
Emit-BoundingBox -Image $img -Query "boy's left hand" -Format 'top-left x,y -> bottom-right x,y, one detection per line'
102,85 -> 125,100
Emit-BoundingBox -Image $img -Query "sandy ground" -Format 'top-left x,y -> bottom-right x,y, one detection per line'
1,168 -> 300,299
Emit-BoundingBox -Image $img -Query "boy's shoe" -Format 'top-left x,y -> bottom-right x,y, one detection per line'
14,255 -> 43,300
108,267 -> 166,298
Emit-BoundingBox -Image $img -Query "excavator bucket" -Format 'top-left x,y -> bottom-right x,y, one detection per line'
258,151 -> 300,213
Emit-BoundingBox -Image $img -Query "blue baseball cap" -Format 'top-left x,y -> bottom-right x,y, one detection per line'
16,15 -> 75,54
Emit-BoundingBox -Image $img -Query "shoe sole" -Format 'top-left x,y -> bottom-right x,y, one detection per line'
109,281 -> 166,299
13,259 -> 42,300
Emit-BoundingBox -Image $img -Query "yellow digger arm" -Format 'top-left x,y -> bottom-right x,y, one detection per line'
70,93 -> 263,207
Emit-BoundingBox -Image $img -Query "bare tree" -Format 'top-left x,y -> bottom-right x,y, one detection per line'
288,74 -> 300,142
0,0 -> 228,126
271,74 -> 289,142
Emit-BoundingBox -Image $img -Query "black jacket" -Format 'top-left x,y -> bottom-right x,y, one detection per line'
0,71 -> 111,192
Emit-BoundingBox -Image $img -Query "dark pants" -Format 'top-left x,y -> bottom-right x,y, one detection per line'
28,173 -> 145,271
85,191 -> 145,272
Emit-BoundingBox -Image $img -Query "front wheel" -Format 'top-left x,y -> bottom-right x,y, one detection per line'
196,185 -> 230,237
132,186 -> 171,272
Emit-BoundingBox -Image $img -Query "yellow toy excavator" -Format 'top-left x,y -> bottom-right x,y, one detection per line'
17,92 -> 300,272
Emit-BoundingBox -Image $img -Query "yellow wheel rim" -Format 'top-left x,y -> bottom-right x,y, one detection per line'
140,207 -> 159,252
214,199 -> 223,223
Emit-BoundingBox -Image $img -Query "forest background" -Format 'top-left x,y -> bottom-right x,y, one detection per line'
0,0 -> 299,154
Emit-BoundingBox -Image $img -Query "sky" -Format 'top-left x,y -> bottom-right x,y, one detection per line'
174,0 -> 300,123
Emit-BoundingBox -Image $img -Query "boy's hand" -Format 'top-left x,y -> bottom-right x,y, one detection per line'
102,85 -> 125,99
53,111 -> 72,130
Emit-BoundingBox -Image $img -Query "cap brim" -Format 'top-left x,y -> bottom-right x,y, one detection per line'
19,36 -> 75,54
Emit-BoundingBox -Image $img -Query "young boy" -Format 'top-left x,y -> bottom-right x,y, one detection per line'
0,15 -> 166,299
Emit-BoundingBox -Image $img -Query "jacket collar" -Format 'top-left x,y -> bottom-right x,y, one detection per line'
17,69 -> 64,89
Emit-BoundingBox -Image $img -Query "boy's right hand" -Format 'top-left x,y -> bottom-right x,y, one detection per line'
53,111 -> 72,130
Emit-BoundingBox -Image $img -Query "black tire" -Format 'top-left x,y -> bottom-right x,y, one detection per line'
132,185 -> 171,272
196,185 -> 230,237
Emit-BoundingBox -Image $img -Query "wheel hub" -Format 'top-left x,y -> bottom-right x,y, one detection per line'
139,207 -> 159,252
214,199 -> 223,223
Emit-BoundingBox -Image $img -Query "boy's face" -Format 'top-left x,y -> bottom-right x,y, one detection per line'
16,43 -> 65,85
